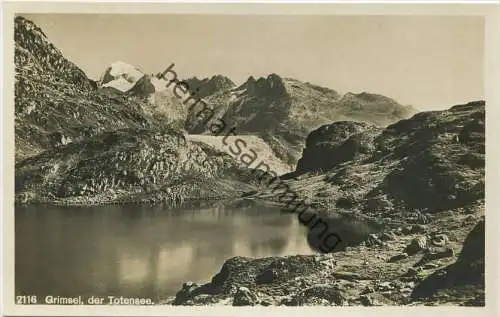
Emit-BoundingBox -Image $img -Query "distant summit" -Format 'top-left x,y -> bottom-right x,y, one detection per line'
183,75 -> 235,99
99,61 -> 155,98
100,61 -> 145,92
234,74 -> 288,96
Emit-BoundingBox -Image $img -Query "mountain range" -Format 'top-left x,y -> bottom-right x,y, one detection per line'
14,14 -> 417,204
97,61 -> 417,166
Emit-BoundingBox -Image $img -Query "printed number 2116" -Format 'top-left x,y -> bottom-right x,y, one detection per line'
16,295 -> 37,304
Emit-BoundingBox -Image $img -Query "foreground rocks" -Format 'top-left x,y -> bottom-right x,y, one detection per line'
411,218 -> 485,305
171,208 -> 484,306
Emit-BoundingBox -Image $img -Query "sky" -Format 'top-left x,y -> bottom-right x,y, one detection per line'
23,14 -> 485,111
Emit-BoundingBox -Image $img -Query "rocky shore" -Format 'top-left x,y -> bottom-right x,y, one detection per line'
169,207 -> 484,306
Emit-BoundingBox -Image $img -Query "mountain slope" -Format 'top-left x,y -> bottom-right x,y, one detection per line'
186,74 -> 417,165
15,128 -> 259,205
14,16 -> 164,162
14,16 -> 95,92
187,134 -> 293,175
98,62 -> 193,129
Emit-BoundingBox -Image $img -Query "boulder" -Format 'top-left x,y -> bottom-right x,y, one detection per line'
430,233 -> 450,247
232,287 -> 258,306
388,253 -> 409,263
300,284 -> 348,306
411,219 -> 485,301
404,236 -> 428,255
173,282 -> 200,305
296,121 -> 380,173
256,268 -> 280,285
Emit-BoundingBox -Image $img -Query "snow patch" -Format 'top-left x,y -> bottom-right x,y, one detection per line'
186,134 -> 293,175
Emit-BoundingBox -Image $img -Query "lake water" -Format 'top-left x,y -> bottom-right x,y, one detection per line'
15,200 -> 382,303
15,201 -> 315,301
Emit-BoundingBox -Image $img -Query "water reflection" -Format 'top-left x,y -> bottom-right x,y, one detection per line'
15,203 -> 313,299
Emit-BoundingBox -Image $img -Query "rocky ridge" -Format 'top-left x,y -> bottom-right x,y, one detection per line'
15,128 -> 261,205
183,75 -> 236,100
185,74 -> 416,166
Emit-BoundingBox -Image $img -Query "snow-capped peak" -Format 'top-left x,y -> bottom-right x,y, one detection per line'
100,61 -> 145,93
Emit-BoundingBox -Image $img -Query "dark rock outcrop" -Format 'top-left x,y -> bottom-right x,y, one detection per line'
295,121 -> 381,174
378,100 -> 485,211
449,218 -> 485,284
411,218 -> 484,302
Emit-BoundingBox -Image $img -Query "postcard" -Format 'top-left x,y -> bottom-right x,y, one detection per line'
2,1 -> 498,316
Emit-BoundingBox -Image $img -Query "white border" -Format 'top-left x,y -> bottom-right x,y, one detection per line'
2,2 -> 499,316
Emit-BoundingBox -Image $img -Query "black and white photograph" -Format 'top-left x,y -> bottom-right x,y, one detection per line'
4,4 -> 495,314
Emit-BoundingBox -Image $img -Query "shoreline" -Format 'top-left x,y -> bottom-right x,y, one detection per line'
167,202 -> 484,306
14,194 -> 239,209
